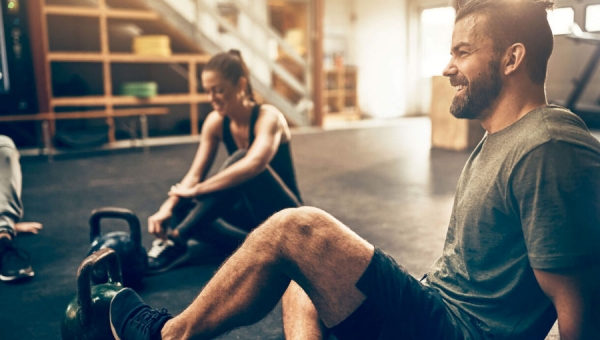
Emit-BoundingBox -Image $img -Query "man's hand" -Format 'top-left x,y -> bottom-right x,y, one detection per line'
148,209 -> 172,240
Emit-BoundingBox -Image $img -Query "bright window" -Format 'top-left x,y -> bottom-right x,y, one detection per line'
420,7 -> 456,77
586,5 -> 600,32
547,7 -> 575,35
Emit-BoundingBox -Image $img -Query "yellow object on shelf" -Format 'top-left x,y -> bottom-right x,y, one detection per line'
132,35 -> 172,56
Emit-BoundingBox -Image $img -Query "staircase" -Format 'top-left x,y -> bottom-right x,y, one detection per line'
139,0 -> 312,126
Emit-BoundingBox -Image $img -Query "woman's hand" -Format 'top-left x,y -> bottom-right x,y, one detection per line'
148,209 -> 172,240
168,183 -> 199,198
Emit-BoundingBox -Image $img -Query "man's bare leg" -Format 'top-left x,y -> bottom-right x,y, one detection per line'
282,281 -> 328,340
160,206 -> 375,340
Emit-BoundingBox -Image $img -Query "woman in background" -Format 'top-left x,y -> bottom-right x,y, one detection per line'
146,50 -> 302,274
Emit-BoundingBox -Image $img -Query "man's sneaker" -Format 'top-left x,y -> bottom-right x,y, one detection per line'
110,288 -> 172,340
0,237 -> 34,282
147,238 -> 189,275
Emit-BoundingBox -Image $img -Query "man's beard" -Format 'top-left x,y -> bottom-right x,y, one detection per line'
449,58 -> 502,120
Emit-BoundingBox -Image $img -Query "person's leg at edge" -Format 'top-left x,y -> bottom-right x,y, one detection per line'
282,281 -> 329,340
0,135 -> 23,238
111,206 -> 374,340
0,135 -> 34,282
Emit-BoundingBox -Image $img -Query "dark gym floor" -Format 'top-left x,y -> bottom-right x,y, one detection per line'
1,117 -> 566,339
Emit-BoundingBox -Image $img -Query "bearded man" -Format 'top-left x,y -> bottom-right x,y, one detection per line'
109,1 -> 600,339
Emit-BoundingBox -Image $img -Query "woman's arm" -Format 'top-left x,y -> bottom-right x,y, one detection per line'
160,111 -> 222,210
148,112 -> 222,238
169,105 -> 285,198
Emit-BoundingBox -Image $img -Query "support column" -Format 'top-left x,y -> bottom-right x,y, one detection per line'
310,0 -> 324,127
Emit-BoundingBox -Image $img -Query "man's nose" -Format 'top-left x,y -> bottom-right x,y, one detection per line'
443,60 -> 457,77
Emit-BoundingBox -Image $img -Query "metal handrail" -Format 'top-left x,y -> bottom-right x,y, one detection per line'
226,0 -> 306,67
141,0 -> 311,125
193,0 -> 308,96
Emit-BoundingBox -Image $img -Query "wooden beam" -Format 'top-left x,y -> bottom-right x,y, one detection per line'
28,0 -> 51,114
110,53 -> 211,63
189,61 -> 199,135
0,107 -> 169,122
47,52 -> 212,63
44,6 -> 159,20
47,52 -> 105,62
106,9 -> 160,20
310,0 -> 324,126
51,94 -> 210,107
44,5 -> 101,17
98,0 -> 115,142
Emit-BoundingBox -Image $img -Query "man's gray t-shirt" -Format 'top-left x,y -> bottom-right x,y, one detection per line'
427,106 -> 600,340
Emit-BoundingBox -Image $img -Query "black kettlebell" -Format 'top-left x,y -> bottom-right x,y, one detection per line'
61,248 -> 123,340
88,207 -> 148,289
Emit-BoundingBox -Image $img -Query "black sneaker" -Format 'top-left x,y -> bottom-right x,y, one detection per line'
147,238 -> 189,275
0,238 -> 34,282
110,288 -> 172,340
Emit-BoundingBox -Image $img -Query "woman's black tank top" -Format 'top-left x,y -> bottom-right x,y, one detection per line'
222,104 -> 302,202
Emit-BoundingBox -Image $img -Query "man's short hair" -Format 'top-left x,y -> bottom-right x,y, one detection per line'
456,0 -> 555,84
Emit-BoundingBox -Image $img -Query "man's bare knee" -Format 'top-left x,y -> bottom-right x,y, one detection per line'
237,207 -> 306,259
242,206 -> 345,268
259,207 -> 336,254
244,207 -> 373,326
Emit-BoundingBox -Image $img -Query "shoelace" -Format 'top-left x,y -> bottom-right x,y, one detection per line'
147,239 -> 174,259
131,307 -> 172,333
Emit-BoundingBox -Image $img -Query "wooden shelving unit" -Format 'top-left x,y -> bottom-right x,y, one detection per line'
27,0 -> 213,147
324,66 -> 360,121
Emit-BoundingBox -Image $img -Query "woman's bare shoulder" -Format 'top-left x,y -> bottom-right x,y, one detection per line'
201,111 -> 225,138
258,104 -> 291,141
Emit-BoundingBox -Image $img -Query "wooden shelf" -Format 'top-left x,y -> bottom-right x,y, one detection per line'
44,5 -> 159,20
48,52 -> 104,62
44,5 -> 100,17
324,89 -> 342,97
106,9 -> 160,20
48,52 -> 211,63
109,53 -> 211,63
25,0 -> 214,148
51,94 -> 210,107
0,107 -> 168,122
324,67 -> 359,116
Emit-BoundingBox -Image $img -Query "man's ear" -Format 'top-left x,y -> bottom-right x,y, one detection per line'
503,43 -> 526,76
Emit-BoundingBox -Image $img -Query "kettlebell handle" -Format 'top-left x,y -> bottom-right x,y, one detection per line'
77,248 -> 123,326
89,207 -> 142,249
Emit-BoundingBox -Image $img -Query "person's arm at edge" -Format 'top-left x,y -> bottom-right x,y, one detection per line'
533,266 -> 600,340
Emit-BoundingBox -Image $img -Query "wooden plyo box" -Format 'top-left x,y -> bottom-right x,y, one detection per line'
430,76 -> 485,151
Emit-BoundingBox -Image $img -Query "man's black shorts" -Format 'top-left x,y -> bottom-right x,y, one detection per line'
330,247 -> 473,340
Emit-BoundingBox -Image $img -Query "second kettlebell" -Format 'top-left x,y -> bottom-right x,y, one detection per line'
88,207 -> 148,288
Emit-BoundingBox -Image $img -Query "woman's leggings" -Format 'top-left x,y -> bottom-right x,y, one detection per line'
171,149 -> 301,249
